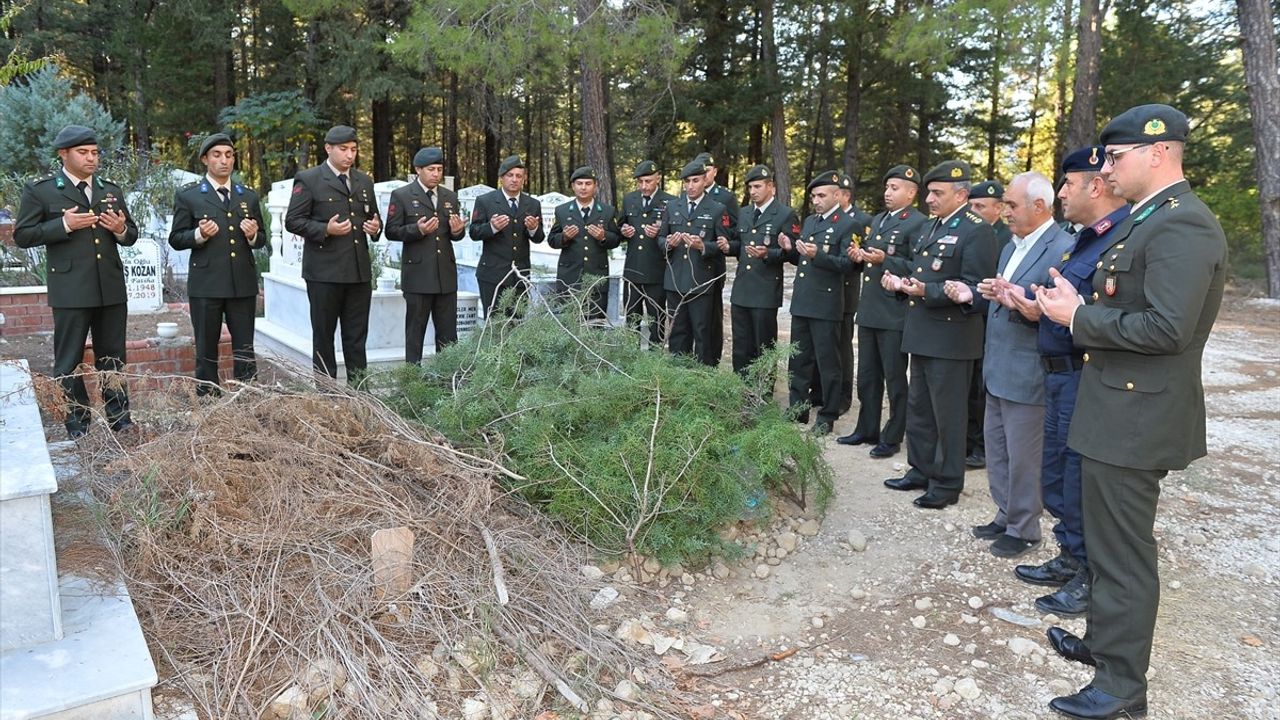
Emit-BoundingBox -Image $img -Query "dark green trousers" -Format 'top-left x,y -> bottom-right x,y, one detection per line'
1081,455 -> 1166,699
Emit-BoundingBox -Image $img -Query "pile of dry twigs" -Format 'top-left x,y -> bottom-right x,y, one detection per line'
83,372 -> 684,719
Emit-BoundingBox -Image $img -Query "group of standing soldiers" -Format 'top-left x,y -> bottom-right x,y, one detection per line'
15,100 -> 1226,720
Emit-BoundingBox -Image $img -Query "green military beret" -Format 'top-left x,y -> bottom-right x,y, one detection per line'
883,164 -> 920,186
971,180 -> 1004,198
199,133 -> 234,158
1100,104 -> 1189,145
693,151 -> 715,168
633,160 -> 658,178
680,160 -> 707,179
498,155 -> 525,176
743,164 -> 773,183
324,125 -> 357,144
923,160 -> 973,185
53,125 -> 97,150
807,170 -> 843,191
570,166 -> 597,182
838,172 -> 853,190
413,147 -> 444,167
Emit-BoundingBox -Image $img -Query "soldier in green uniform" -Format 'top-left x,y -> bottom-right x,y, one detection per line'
168,133 -> 267,394
619,160 -> 675,346
383,147 -> 466,362
15,125 -> 139,438
469,155 -> 546,317
661,160 -> 731,366
783,171 -> 857,435
548,166 -> 621,321
834,172 -> 873,415
284,125 -> 383,381
1036,105 -> 1226,720
720,164 -> 799,375
965,178 -> 1008,469
882,160 -> 996,508
694,152 -> 738,363
837,165 -> 928,458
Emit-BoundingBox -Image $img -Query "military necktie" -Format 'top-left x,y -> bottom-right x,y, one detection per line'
581,205 -> 590,222
689,200 -> 697,216
643,196 -> 651,211
753,207 -> 762,224
76,180 -> 91,204
425,189 -> 435,209
218,187 -> 230,209
338,174 -> 350,194
509,197 -> 519,215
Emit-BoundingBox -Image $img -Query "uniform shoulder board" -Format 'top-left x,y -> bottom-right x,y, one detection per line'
183,181 -> 199,189
967,211 -> 983,224
33,174 -> 55,185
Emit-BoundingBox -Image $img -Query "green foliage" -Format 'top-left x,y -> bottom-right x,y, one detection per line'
0,1 -> 47,85
218,91 -> 322,179
372,302 -> 831,564
0,65 -> 126,178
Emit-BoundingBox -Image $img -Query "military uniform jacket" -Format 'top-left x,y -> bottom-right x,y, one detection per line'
548,199 -> 621,284
384,181 -> 465,294
14,169 -> 139,308
706,184 -> 739,276
842,205 -> 874,316
785,210 -> 856,321
1067,181 -> 1226,471
859,205 -> 927,331
728,200 -> 799,309
168,179 -> 267,298
660,195 -> 730,296
284,164 -> 382,284
468,190 -> 547,284
619,189 -> 675,285
899,204 -> 996,360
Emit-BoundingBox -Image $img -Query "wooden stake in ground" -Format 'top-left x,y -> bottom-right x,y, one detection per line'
370,526 -> 415,600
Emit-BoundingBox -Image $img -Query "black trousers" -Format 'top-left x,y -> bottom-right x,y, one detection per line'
625,281 -> 667,347
189,295 -> 256,394
479,277 -> 530,319
730,304 -> 777,375
904,355 -> 973,496
306,280 -> 371,380
705,277 -> 726,363
967,352 -> 986,455
404,291 -> 457,363
853,325 -> 908,444
667,291 -> 716,366
555,277 -> 608,322
788,316 -> 841,427
51,303 -> 131,433
838,311 -> 856,414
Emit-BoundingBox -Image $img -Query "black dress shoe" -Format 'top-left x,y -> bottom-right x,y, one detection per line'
971,521 -> 1007,540
1046,626 -> 1096,666
1036,568 -> 1090,617
1049,684 -> 1145,719
1015,549 -> 1081,587
836,431 -> 877,446
964,451 -> 986,469
990,534 -> 1042,558
868,442 -> 899,458
913,491 -> 958,509
884,475 -> 927,491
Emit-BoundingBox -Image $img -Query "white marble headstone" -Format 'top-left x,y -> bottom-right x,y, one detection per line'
119,240 -> 165,313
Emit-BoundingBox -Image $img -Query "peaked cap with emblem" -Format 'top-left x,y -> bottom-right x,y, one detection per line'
883,164 -> 920,186
744,164 -> 773,183
498,155 -> 525,176
1061,145 -> 1106,174
680,160 -> 707,179
633,160 -> 658,178
324,125 -> 357,144
53,125 -> 97,150
1100,104 -> 1189,145
198,133 -> 234,158
413,147 -> 444,167
971,180 -> 1004,198
570,166 -> 597,182
807,170 -> 843,192
923,160 -> 973,185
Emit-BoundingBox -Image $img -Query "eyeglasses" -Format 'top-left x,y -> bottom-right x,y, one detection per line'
1103,144 -> 1151,165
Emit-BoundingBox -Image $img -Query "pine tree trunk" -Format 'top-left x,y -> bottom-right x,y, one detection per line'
1236,0 -> 1280,297
762,0 -> 790,203
1065,0 -> 1101,152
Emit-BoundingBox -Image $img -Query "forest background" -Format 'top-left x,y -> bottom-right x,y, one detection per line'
1,0 -> 1278,293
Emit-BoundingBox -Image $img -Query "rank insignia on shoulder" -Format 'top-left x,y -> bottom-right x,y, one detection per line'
1169,198 -> 1180,209
1062,252 -> 1071,262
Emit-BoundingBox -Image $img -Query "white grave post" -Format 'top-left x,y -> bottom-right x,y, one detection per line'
119,240 -> 165,314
